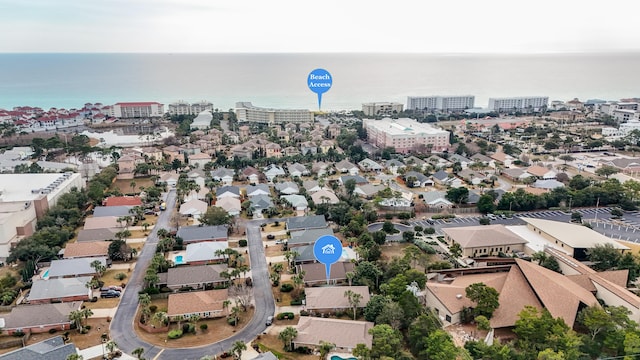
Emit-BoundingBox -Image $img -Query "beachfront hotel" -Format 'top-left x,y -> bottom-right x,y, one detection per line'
109,102 -> 164,119
407,95 -> 475,112
168,100 -> 214,116
361,102 -> 404,116
487,96 -> 548,112
362,117 -> 450,154
235,102 -> 314,125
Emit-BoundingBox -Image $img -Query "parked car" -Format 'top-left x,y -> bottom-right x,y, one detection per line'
100,286 -> 122,292
275,240 -> 285,245
266,315 -> 274,326
100,290 -> 121,298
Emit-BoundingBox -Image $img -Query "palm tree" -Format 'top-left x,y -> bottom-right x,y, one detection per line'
189,314 -> 201,329
105,340 -> 118,355
318,341 -> 336,360
278,326 -> 298,351
138,293 -> 152,323
90,260 -> 106,277
130,180 -> 137,194
344,290 -> 363,320
230,306 -> 241,325
141,222 -> 150,232
222,300 -> 231,315
81,308 -> 94,326
69,310 -> 85,333
152,311 -> 168,327
231,341 -> 247,359
157,228 -> 169,239
132,347 -> 145,360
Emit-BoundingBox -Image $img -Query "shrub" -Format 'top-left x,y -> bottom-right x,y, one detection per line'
227,317 -> 238,326
290,299 -> 303,306
143,287 -> 160,295
300,310 -> 309,316
149,305 -> 157,312
398,212 -> 412,220
48,328 -> 57,334
277,312 -> 295,320
295,346 -> 313,354
239,239 -> 248,247
168,329 -> 183,339
200,323 -> 208,330
425,227 -> 436,235
114,273 -> 127,280
384,213 -> 394,220
182,323 -> 191,333
85,325 -> 92,330
280,283 -> 294,293
160,287 -> 172,293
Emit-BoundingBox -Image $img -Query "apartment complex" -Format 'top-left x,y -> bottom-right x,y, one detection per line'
168,101 -> 215,116
362,117 -> 450,154
235,102 -> 313,125
361,102 -> 404,116
109,102 -> 164,118
407,95 -> 475,112
487,96 -> 548,112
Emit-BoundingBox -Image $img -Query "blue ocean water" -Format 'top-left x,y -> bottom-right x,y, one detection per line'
0,53 -> 638,111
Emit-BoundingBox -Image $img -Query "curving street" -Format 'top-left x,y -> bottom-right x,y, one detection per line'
110,189 -> 275,359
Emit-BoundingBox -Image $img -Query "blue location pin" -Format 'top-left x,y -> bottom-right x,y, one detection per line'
313,235 -> 343,283
307,69 -> 332,110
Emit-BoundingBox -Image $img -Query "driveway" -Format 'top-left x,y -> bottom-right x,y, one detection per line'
110,191 -> 276,359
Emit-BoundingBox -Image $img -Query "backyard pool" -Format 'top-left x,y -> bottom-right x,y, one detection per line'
41,269 -> 50,280
330,356 -> 356,360
174,255 -> 184,265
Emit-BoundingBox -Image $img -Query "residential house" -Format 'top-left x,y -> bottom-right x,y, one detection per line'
601,158 -> 640,174
26,277 -> 92,304
179,199 -> 208,222
354,184 -> 385,199
421,191 -> 453,210
458,169 -> 488,186
161,264 -> 228,292
158,172 -> 180,188
339,175 -> 368,186
449,154 -> 473,169
265,143 -> 282,158
432,170 -> 463,187
167,289 -> 229,322
216,185 -> 240,199
288,228 -> 335,248
310,189 -> 340,205
319,139 -> 334,154
305,286 -> 370,313
76,228 -> 117,242
281,194 -> 308,211
0,336 -> 78,360
250,194 -> 274,214
250,352 -> 278,360
471,153 -> 494,167
379,197 -> 412,208
184,241 -> 228,265
83,216 -> 123,230
526,165 -> 557,180
443,225 -> 527,257
63,241 -> 110,259
162,145 -> 182,163
47,257 -> 107,279
188,152 -> 211,169
300,141 -> 318,155
246,184 -> 271,197
294,317 -> 374,352
287,163 -> 309,178
92,205 -> 133,218
0,302 -> 81,335
275,181 -> 299,195
534,179 -> 565,190
216,197 -> 241,217
311,161 -> 332,177
116,155 -> 136,180
139,147 -> 163,162
286,215 -> 327,231
425,155 -> 451,169
406,155 -> 430,171
490,152 -> 514,167
358,158 -> 383,173
242,167 -> 263,184
264,164 -> 286,182
176,225 -> 228,244
385,159 -> 406,175
211,168 -> 235,186
297,262 -> 356,286
303,180 -> 323,193
180,143 -> 201,155
335,160 -> 359,175
404,171 -> 433,188
103,196 -> 143,207
502,168 -> 532,182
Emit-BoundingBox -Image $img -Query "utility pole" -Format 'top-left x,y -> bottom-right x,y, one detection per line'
594,197 -> 600,221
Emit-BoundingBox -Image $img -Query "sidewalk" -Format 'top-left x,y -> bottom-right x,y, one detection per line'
78,344 -> 136,360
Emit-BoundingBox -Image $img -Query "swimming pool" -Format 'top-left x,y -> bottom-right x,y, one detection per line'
174,255 -> 184,265
42,269 -> 50,280
330,356 -> 356,360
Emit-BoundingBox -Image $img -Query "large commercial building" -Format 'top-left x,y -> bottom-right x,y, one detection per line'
168,101 -> 214,116
0,173 -> 84,260
407,96 -> 475,112
487,97 -> 548,112
362,117 -> 450,154
235,102 -> 313,125
110,102 -> 164,118
361,102 -> 404,116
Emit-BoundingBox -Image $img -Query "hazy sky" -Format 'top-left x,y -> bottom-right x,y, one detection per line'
1,0 -> 639,53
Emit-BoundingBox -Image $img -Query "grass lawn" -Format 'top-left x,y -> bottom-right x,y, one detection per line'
264,223 -> 286,233
83,298 -> 120,310
100,269 -> 129,287
255,333 -> 316,360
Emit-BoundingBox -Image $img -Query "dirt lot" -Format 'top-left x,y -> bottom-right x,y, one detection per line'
134,307 -> 255,348
265,244 -> 285,257
111,178 -> 155,195
380,242 -> 412,260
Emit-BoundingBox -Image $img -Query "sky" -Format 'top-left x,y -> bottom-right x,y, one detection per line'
0,0 -> 639,53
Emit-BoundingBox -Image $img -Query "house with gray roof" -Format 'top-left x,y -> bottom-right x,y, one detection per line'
385,159 -> 406,175
289,228 -> 334,248
354,184 -> 385,199
176,225 -> 228,244
210,168 -> 235,186
534,179 -> 565,190
287,163 -> 309,177
47,257 -> 107,278
297,262 -> 356,286
264,164 -> 286,182
76,228 -> 117,242
358,158 -> 383,172
216,185 -> 240,199
27,276 -> 92,304
92,205 -> 133,218
335,159 -> 359,175
162,264 -> 228,291
471,153 -> 493,165
458,169 -> 489,185
286,215 -> 327,231
421,191 -> 453,209
275,181 -> 299,195
404,171 -> 433,187
292,245 -> 316,264
449,154 -> 473,169
432,170 -> 463,187
405,155 -> 429,170
281,194 -> 308,211
339,175 -> 368,186
250,352 -> 278,360
0,335 -> 78,360
184,241 -> 228,265
246,184 -> 271,197
303,180 -> 323,193
0,302 -> 81,335
250,194 -> 274,213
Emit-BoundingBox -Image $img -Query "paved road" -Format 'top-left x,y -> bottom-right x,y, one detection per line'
110,191 -> 275,359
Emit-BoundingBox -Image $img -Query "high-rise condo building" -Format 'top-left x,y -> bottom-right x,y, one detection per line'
407,96 -> 475,112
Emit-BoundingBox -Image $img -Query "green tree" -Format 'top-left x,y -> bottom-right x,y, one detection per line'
375,301 -> 405,330
318,341 -> 336,360
344,289 -> 363,320
363,294 -> 390,322
477,194 -> 496,214
369,324 -> 402,359
446,187 -> 469,205
588,243 -> 622,271
231,340 -> 246,360
278,326 -> 298,351
596,165 -> 620,179
514,306 -> 583,360
465,283 -> 499,318
132,347 -> 145,360
408,311 -> 441,356
422,329 -> 459,360
199,206 -> 231,226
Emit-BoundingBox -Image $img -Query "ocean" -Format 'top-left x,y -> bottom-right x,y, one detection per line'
0,53 -> 639,111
